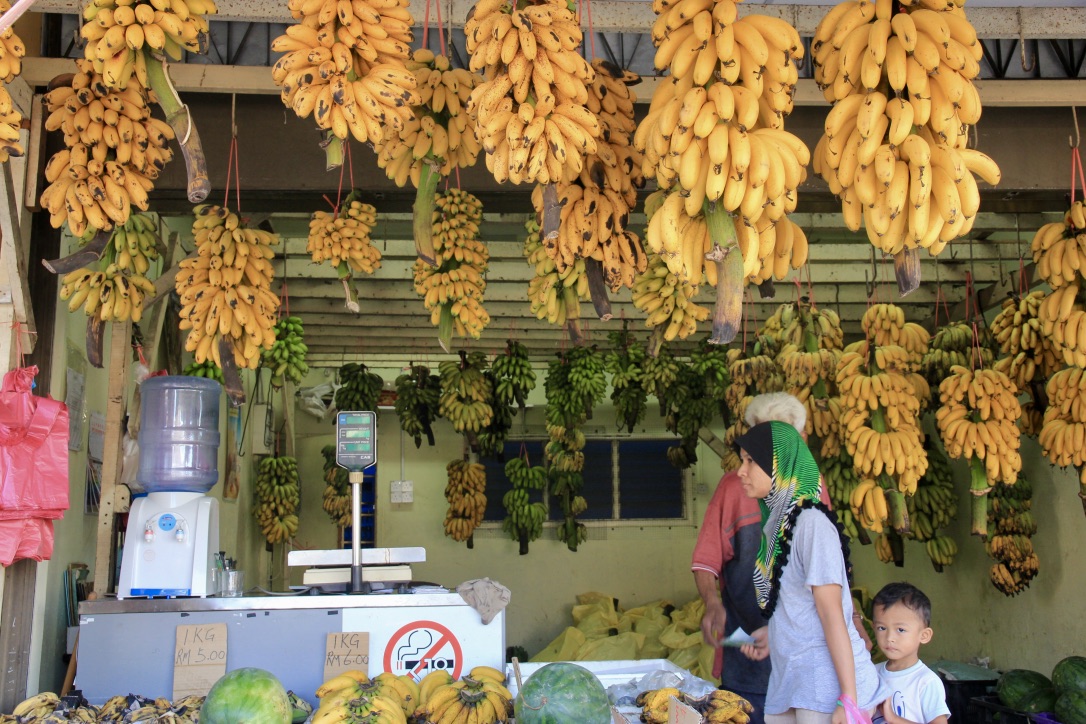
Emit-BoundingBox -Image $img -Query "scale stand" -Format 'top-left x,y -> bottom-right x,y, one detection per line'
336,411 -> 377,595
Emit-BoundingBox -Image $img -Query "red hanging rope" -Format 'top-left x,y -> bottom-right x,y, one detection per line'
434,0 -> 447,57
223,136 -> 242,213
585,0 -> 596,59
804,262 -> 816,308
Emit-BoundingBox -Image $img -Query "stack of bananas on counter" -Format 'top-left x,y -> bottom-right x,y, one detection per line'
413,189 -> 489,350
4,692 -> 207,723
439,351 -> 494,434
1038,366 -> 1086,513
311,670 -> 409,724
254,455 -> 300,545
490,339 -> 537,410
270,0 -> 418,146
183,358 -> 224,384
411,667 -> 514,724
0,0 -> 26,163
262,315 -> 309,388
532,59 -> 647,293
502,457 -> 549,555
335,362 -> 385,414
444,459 -> 487,544
822,451 -> 863,541
637,687 -> 754,724
630,238 -> 712,346
464,0 -> 600,185
59,212 -> 161,323
987,475 -> 1040,596
936,363 -> 1022,536
321,443 -> 352,527
376,48 -> 482,189
307,197 -> 382,278
811,0 -> 999,258
80,0 -> 214,77
394,364 -> 441,448
176,205 -> 280,370
607,326 -> 650,434
908,441 -> 959,570
40,59 -> 174,236
524,206 -> 589,334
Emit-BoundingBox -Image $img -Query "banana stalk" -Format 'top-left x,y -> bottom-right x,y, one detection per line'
969,455 -> 991,536
339,277 -> 359,313
563,284 -> 584,346
584,258 -> 612,321
219,337 -> 245,406
413,161 -> 441,267
894,247 -> 921,297
323,133 -> 344,171
43,230 -> 110,273
704,205 -> 742,345
438,304 -> 454,354
144,51 -> 209,203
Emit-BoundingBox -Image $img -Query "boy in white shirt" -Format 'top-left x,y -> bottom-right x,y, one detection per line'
872,583 -> 951,724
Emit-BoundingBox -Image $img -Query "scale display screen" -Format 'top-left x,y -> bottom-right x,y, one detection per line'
336,411 -> 376,471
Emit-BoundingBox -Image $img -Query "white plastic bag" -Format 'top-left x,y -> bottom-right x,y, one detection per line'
298,382 -> 339,421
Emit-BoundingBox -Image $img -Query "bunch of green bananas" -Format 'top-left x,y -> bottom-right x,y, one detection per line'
690,338 -> 731,422
490,339 -> 536,410
183,359 -> 223,384
439,350 -> 493,433
920,321 -> 996,395
320,444 -> 351,527
821,451 -> 863,541
262,315 -> 309,388
908,441 -> 959,548
335,362 -> 384,413
660,361 -> 718,470
394,364 -> 441,448
477,376 -> 512,460
606,326 -> 649,434
545,346 -> 606,430
501,457 -> 548,555
640,343 -> 680,403
253,455 -> 300,545
987,474 -> 1039,596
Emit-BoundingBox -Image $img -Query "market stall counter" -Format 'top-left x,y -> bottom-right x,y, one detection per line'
75,590 -> 505,708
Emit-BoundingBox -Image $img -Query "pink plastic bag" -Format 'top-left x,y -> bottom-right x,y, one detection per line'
840,696 -> 874,724
0,365 -> 70,515
0,517 -> 55,565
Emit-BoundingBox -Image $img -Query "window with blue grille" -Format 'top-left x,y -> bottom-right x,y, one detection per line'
480,438 -> 686,523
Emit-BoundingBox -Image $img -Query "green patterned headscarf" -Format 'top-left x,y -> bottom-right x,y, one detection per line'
735,421 -> 828,615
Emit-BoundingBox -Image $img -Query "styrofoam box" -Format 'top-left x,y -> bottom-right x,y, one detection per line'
506,659 -> 702,723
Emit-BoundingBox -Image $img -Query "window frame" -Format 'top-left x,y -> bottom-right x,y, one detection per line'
477,433 -> 695,528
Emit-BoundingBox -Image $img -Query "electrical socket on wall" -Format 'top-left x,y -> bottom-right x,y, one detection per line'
390,480 -> 414,504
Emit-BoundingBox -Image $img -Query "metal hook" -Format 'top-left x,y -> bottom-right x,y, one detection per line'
996,237 -> 1007,288
864,269 -> 876,300
1018,10 -> 1036,73
1071,106 -> 1081,149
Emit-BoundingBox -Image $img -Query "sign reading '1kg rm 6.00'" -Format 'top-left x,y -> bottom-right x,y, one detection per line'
336,411 -> 376,472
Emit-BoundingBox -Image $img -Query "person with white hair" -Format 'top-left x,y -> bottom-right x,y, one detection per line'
691,392 -> 818,724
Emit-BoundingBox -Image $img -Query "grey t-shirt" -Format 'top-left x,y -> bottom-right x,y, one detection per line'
764,508 -> 889,715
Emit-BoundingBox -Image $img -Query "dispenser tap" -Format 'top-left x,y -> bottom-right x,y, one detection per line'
175,526 -> 185,542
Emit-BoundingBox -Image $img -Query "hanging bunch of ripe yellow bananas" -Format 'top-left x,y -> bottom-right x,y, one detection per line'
39,60 -> 173,236
464,0 -> 600,185
935,363 -> 1022,536
1038,367 -> 1086,516
862,302 -> 932,405
175,205 -> 280,369
270,0 -> 418,146
307,196 -> 382,277
0,0 -> 26,163
444,459 -> 487,544
776,300 -> 845,456
811,0 -> 999,259
986,476 -> 1039,596
412,188 -> 489,351
531,60 -> 648,293
633,0 -> 811,318
1034,209 -> 1086,368
523,216 -> 589,329
991,290 -> 1058,393
80,0 -> 215,88
377,49 -> 483,186
632,193 -> 711,347
59,212 -> 161,323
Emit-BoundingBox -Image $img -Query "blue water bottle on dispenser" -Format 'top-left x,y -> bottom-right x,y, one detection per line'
117,376 -> 222,598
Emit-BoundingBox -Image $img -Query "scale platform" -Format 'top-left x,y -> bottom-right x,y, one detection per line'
289,547 -> 425,593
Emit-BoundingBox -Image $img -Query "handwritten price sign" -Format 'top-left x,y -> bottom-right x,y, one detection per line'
325,632 -> 371,681
173,623 -> 228,699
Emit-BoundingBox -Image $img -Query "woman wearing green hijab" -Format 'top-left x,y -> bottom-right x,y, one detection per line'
734,421 -> 887,724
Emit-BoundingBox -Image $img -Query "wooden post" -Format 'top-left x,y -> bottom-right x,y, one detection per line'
93,321 -> 132,596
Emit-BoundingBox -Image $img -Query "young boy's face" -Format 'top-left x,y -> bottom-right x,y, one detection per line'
873,602 -> 933,665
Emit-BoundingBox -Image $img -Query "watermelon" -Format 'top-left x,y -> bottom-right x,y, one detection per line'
1053,656 -> 1086,695
997,669 -> 1056,712
514,662 -> 612,724
201,667 -> 292,724
1056,690 -> 1086,724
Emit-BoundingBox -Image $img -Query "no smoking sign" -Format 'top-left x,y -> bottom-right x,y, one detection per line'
383,620 -> 464,681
